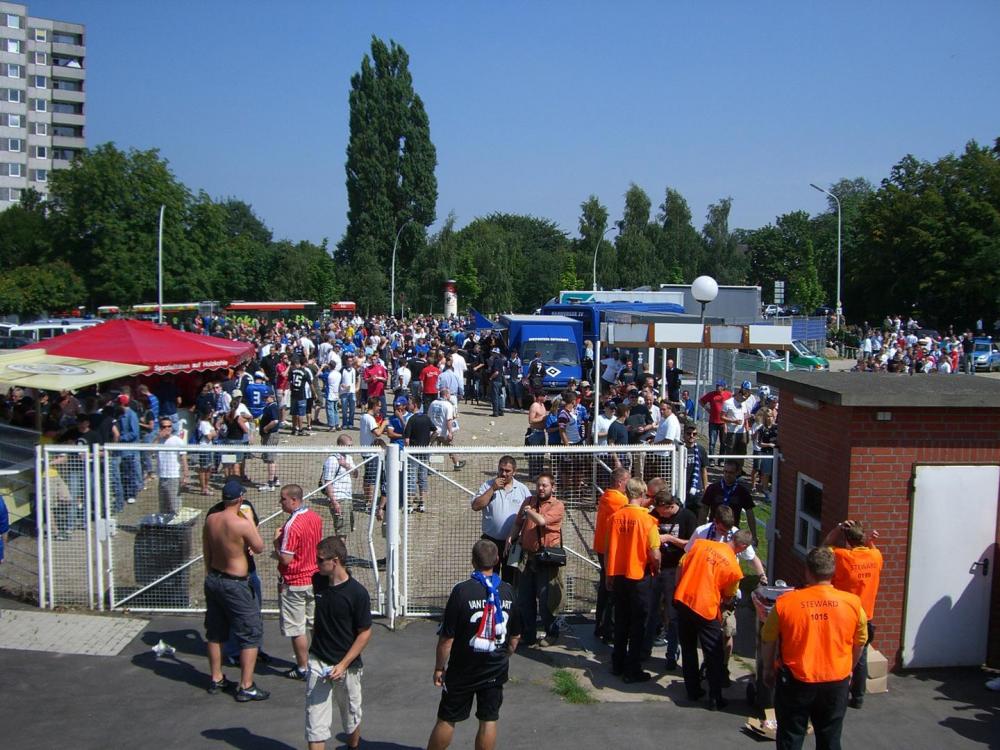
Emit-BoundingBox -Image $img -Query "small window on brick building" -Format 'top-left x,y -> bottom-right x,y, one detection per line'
795,473 -> 823,555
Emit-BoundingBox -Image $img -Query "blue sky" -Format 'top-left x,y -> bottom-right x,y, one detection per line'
31,1 -> 1000,245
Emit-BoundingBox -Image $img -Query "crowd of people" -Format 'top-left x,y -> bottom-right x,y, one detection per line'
848,315 -> 994,374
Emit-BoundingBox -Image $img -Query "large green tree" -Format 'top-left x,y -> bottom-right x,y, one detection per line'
701,197 -> 748,284
46,144 -> 193,306
656,187 -> 700,283
338,36 -> 437,312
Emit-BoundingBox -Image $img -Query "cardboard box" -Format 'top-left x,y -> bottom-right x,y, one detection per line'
867,648 -> 888,680
866,674 -> 888,694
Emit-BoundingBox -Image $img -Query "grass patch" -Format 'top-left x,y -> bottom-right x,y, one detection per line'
551,669 -> 596,704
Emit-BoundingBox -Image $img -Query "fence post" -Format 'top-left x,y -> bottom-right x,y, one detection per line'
767,449 -> 780,583
92,442 -> 104,611
34,445 -> 46,609
385,444 -> 400,629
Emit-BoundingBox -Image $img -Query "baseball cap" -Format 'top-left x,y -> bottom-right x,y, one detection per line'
393,396 -> 409,407
715,379 -> 726,387
117,394 -> 130,405
491,347 -> 500,354
580,381 -> 592,389
222,478 -> 245,501
254,371 -> 266,380
741,380 -> 752,390
231,389 -> 243,399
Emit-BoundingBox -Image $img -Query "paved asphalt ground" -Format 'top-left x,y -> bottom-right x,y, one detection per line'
3,599 -> 998,750
5,367 -> 1000,748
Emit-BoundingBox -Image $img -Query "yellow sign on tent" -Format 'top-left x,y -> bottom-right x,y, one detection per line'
0,350 -> 147,391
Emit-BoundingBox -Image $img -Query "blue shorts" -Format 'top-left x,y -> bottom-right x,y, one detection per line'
292,399 -> 307,417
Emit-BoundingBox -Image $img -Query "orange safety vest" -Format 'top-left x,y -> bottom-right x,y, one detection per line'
673,538 -> 742,621
831,546 -> 883,620
605,505 -> 659,580
593,488 -> 628,554
769,583 -> 867,683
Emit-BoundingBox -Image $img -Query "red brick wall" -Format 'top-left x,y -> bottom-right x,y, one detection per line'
774,402 -> 1000,670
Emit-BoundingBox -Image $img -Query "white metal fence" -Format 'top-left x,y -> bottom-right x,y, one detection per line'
35,442 -> 685,627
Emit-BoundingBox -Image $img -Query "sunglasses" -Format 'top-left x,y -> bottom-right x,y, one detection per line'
316,556 -> 336,564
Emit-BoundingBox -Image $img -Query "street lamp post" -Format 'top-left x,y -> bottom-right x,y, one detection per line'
157,204 -> 165,325
592,226 -> 617,291
390,218 -> 414,319
691,275 -> 718,421
810,183 -> 842,330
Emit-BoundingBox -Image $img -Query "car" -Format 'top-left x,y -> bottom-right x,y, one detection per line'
972,338 -> 1000,372
762,304 -> 781,318
785,304 -> 802,317
813,305 -> 834,317
735,348 -> 793,372
789,339 -> 829,370
0,335 -> 31,349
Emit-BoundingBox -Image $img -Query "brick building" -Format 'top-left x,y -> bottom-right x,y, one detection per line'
757,372 -> 1000,670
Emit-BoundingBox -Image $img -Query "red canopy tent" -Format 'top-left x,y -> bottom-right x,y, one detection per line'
23,319 -> 255,375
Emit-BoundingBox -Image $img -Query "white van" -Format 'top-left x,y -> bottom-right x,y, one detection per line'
3,319 -> 104,342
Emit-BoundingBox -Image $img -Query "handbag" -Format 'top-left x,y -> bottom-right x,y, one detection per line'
534,525 -> 567,567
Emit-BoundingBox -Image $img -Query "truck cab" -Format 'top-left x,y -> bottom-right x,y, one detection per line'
498,314 -> 584,391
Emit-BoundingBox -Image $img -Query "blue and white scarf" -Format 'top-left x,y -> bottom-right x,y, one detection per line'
470,571 -> 506,653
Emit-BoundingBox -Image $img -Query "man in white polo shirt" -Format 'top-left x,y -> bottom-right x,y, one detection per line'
470,456 -> 531,583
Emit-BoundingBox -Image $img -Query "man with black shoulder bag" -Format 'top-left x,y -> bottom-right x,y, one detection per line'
509,472 -> 565,647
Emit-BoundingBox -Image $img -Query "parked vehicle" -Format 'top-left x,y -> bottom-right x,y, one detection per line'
762,304 -> 781,318
498,314 -> 584,391
972,338 -> 1000,372
735,348 -> 793,372
789,339 -> 829,370
0,334 -> 31,349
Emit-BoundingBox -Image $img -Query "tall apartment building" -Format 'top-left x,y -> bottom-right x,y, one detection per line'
0,2 -> 85,208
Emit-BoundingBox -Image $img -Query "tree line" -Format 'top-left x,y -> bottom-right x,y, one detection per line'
0,35 -> 997,329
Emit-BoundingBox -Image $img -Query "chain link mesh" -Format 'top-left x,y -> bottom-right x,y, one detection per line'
402,444 -> 678,616
100,444 -> 385,613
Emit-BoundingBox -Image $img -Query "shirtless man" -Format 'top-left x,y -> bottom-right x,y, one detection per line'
525,391 -> 548,480
202,477 -> 268,702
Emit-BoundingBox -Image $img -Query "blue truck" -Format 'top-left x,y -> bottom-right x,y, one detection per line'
540,301 -> 685,345
497,314 -> 584,391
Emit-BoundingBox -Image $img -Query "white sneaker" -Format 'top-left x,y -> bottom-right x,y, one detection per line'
126,497 -> 136,504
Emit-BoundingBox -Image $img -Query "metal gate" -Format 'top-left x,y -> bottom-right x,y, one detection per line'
400,444 -> 683,616
36,444 -> 387,616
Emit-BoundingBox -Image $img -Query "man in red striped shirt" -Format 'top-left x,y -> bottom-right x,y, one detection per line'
274,483 -> 324,680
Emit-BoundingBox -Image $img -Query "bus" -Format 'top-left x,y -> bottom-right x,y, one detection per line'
224,300 -> 319,322
329,301 -> 357,315
131,301 -> 218,328
0,318 -> 104,342
97,306 -> 122,318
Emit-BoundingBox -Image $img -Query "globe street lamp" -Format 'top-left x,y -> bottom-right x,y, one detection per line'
592,225 -> 617,291
390,218 -> 414,319
810,183 -> 842,330
691,275 -> 719,417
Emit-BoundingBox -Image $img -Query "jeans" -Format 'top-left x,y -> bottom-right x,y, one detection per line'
223,571 -> 263,662
490,378 -> 504,416
109,454 -> 125,513
340,393 -> 356,428
775,671 -> 850,750
325,397 -> 341,429
677,601 -> 725,701
851,621 -> 874,701
65,468 -> 87,530
120,447 -> 141,500
707,423 -> 723,458
595,553 -> 614,638
141,431 -> 155,474
377,393 -> 387,420
643,566 -> 679,659
524,429 -> 546,480
517,557 -> 563,644
612,574 -> 652,677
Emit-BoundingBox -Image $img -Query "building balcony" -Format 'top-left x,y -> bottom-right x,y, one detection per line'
50,111 -> 84,127
51,42 -> 85,58
52,134 -> 83,149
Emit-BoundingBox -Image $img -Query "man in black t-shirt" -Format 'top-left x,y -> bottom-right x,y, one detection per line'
403,403 -> 436,512
289,358 -> 312,437
701,459 -> 757,544
306,536 -> 372,750
427,540 -> 521,750
642,491 -> 697,669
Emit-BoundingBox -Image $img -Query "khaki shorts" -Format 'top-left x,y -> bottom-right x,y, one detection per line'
279,584 -> 315,637
305,658 -> 364,741
722,608 -> 737,639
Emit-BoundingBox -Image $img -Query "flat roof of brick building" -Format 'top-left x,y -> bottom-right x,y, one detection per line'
757,371 -> 1000,407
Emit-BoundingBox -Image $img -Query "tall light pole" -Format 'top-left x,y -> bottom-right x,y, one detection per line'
592,225 -> 617,291
157,204 -> 165,325
691,275 -> 718,420
810,183 -> 842,330
390,218 -> 414,319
